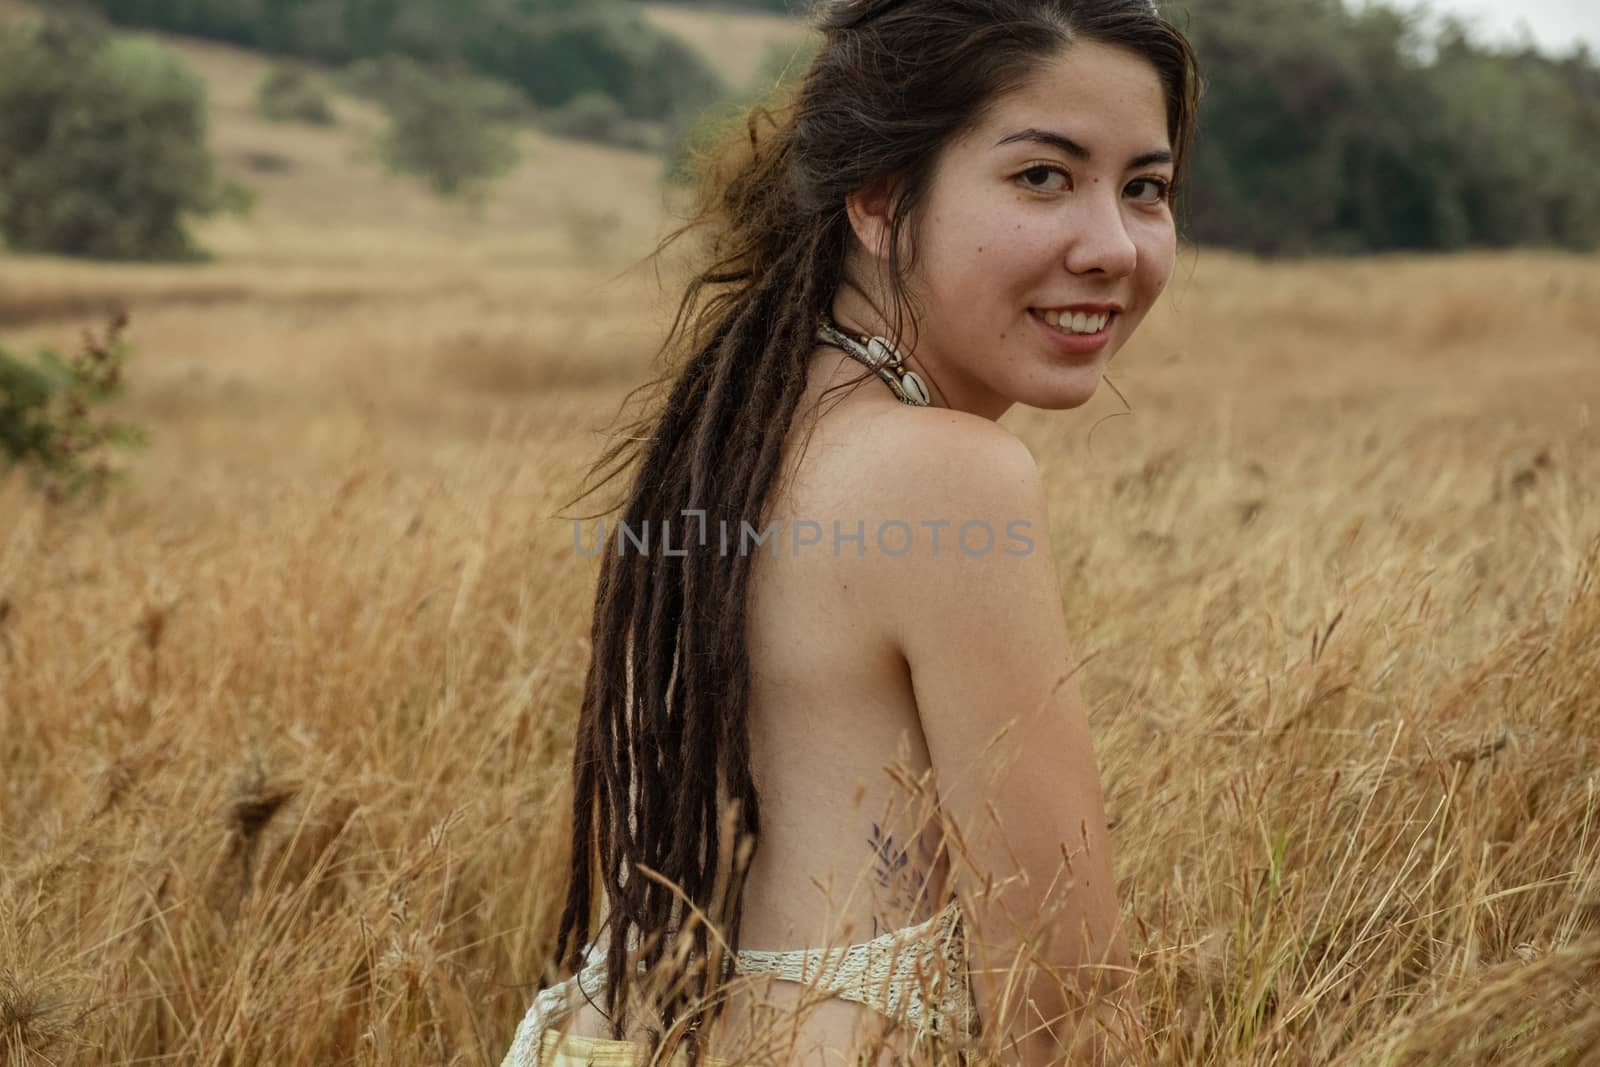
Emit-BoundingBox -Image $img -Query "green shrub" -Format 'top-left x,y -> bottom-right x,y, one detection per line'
336,56 -> 398,102
634,0 -> 798,10
0,17 -> 242,261
542,91 -> 627,140
539,92 -> 667,153
0,314 -> 146,503
257,63 -> 336,125
486,5 -> 723,122
373,60 -> 523,201
342,55 -> 534,123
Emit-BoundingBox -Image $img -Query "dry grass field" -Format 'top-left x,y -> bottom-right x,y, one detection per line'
3,11 -> 1600,1067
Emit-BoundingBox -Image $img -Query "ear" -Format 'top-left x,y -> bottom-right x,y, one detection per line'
845,175 -> 899,264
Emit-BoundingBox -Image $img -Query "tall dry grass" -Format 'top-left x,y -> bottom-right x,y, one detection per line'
3,17 -> 1599,1066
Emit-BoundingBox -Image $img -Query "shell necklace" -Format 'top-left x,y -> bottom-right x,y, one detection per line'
816,317 -> 933,407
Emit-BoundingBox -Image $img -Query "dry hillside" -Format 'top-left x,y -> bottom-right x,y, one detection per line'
641,2 -> 814,88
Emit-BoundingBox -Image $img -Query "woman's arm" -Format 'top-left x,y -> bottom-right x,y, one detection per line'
864,415 -> 1141,1064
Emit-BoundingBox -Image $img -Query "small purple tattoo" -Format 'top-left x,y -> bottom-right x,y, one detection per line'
868,822 -> 930,936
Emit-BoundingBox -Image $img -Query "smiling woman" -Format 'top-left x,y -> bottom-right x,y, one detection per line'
501,3 -> 1200,1067
838,39 -> 1183,417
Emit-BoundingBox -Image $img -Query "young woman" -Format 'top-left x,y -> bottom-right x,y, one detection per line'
504,1 -> 1199,1064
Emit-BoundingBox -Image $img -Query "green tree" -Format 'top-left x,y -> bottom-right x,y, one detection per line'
374,60 -> 522,201
634,0 -> 796,10
538,91 -> 667,152
1169,0 -> 1600,253
0,17 -> 240,260
1427,34 -> 1600,249
257,63 -> 337,125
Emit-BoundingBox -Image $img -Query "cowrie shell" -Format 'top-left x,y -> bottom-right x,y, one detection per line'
900,371 -> 931,406
865,337 -> 896,369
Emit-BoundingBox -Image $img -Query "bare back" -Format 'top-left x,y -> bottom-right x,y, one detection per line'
565,347 -> 974,1062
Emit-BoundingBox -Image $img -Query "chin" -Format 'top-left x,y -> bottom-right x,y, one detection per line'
1022,367 -> 1106,411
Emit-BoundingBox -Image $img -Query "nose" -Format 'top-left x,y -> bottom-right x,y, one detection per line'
1063,187 -> 1137,278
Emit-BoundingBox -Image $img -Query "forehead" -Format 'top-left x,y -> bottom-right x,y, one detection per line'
976,39 -> 1171,151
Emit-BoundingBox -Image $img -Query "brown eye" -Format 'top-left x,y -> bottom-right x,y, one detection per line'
1019,165 -> 1070,193
1126,178 -> 1170,204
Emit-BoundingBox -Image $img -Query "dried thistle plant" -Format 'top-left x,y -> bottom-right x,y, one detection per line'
0,311 -> 147,504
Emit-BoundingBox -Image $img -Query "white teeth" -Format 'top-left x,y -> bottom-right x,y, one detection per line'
1038,310 -> 1111,335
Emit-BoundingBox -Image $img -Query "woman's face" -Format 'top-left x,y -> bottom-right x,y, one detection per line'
875,40 -> 1179,419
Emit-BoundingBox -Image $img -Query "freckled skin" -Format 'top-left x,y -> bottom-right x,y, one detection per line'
833,40 -> 1178,422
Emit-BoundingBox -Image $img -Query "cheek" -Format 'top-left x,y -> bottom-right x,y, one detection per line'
926,194 -> 1049,281
1136,222 -> 1178,296
940,199 -> 1004,255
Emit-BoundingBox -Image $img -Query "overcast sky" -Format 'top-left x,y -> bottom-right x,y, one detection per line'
1399,0 -> 1600,55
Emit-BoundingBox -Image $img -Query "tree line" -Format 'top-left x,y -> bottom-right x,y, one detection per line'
10,0 -> 1600,257
650,0 -> 1600,254
1170,0 -> 1600,252
73,0 -> 725,125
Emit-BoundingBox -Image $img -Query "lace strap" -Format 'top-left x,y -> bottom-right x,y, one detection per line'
733,900 -> 967,1038
500,944 -> 608,1067
502,901 -> 973,1065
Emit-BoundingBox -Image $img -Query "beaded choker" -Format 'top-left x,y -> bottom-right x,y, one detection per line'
816,317 -> 932,407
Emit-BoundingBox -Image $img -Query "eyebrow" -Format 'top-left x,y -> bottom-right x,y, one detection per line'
996,128 -> 1174,170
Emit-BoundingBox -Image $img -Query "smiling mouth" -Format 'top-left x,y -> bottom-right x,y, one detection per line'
1032,308 -> 1116,336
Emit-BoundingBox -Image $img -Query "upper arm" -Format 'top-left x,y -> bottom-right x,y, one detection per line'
864,416 -> 1131,1048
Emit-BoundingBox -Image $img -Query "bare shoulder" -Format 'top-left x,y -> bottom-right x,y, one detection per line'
859,407 -> 1047,517
841,407 -> 1060,657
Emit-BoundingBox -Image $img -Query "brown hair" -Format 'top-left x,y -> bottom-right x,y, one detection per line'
552,0 -> 1200,1057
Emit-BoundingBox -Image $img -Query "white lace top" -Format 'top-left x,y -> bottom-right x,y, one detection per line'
500,900 -> 976,1067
